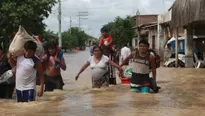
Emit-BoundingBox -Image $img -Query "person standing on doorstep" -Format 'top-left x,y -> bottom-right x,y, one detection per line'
8,41 -> 44,102
42,39 -> 66,92
120,40 -> 156,93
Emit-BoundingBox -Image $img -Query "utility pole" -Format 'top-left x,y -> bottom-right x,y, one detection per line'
136,9 -> 140,48
175,28 -> 179,68
79,12 -> 80,28
163,0 -> 165,13
70,16 -> 72,34
77,12 -> 88,29
58,0 -> 62,47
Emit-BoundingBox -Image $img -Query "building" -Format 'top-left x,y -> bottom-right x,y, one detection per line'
171,0 -> 205,67
132,15 -> 158,49
157,9 -> 184,61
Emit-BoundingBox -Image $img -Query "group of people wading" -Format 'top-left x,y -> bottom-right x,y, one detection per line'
76,27 -> 120,88
76,27 -> 160,93
0,38 -> 66,102
0,26 -> 160,103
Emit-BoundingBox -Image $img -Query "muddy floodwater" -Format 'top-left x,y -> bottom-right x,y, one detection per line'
1,49 -> 205,116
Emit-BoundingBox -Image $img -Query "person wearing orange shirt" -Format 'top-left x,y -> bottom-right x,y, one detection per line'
99,27 -> 117,85
99,27 -> 113,56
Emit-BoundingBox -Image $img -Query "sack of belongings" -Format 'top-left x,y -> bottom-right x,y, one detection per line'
9,26 -> 44,57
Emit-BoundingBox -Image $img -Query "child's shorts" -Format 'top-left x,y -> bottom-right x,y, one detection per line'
130,86 -> 150,93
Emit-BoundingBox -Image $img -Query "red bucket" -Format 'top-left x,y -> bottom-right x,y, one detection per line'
76,47 -> 80,51
120,77 -> 130,84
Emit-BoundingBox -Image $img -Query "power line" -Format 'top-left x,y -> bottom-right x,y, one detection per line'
62,16 -> 80,30
77,12 -> 88,29
62,17 -> 70,23
61,3 -> 125,10
61,0 -> 69,3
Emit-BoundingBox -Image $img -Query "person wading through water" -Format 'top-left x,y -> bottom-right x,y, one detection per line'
9,41 -> 44,102
42,39 -> 66,92
75,46 -> 122,88
0,46 -> 15,99
99,27 -> 116,85
120,40 -> 157,93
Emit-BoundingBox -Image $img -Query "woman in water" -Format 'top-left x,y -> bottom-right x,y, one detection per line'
75,46 -> 123,88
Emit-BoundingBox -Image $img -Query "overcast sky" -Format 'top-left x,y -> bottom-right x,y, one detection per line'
44,0 -> 175,38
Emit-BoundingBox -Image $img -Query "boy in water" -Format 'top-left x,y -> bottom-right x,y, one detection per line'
42,39 -> 66,92
9,41 -> 44,102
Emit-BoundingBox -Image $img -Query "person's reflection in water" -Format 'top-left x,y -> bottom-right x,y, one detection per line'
75,46 -> 123,88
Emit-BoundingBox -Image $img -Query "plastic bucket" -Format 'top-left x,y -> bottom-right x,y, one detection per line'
120,77 -> 130,84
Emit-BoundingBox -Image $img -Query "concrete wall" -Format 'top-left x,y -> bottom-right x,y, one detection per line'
146,26 -> 158,52
133,15 -> 158,49
132,37 -> 137,49
135,15 -> 157,26
158,10 -> 172,24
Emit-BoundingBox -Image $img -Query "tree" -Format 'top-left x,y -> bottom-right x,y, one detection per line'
103,16 -> 135,48
42,30 -> 58,41
0,0 -> 56,49
70,27 -> 87,47
62,31 -> 78,51
61,27 -> 96,51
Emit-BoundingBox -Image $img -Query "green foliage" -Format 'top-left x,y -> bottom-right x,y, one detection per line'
103,16 -> 135,47
62,31 -> 78,50
0,0 -> 56,49
42,29 -> 58,41
70,27 -> 86,47
62,27 -> 96,50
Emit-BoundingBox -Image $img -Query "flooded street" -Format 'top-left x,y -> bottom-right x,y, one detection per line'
1,49 -> 205,116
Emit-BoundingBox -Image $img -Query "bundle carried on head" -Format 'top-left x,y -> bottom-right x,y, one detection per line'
9,26 -> 44,57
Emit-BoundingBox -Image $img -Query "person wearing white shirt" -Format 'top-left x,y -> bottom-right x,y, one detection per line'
75,46 -> 123,88
8,41 -> 44,102
120,44 -> 131,65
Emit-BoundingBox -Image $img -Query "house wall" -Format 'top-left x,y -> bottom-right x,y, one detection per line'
134,15 -> 158,50
157,23 -> 185,61
132,28 -> 139,48
158,10 -> 172,24
147,27 -> 158,50
132,37 -> 138,49
178,27 -> 184,36
135,15 -> 157,26
133,15 -> 158,49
